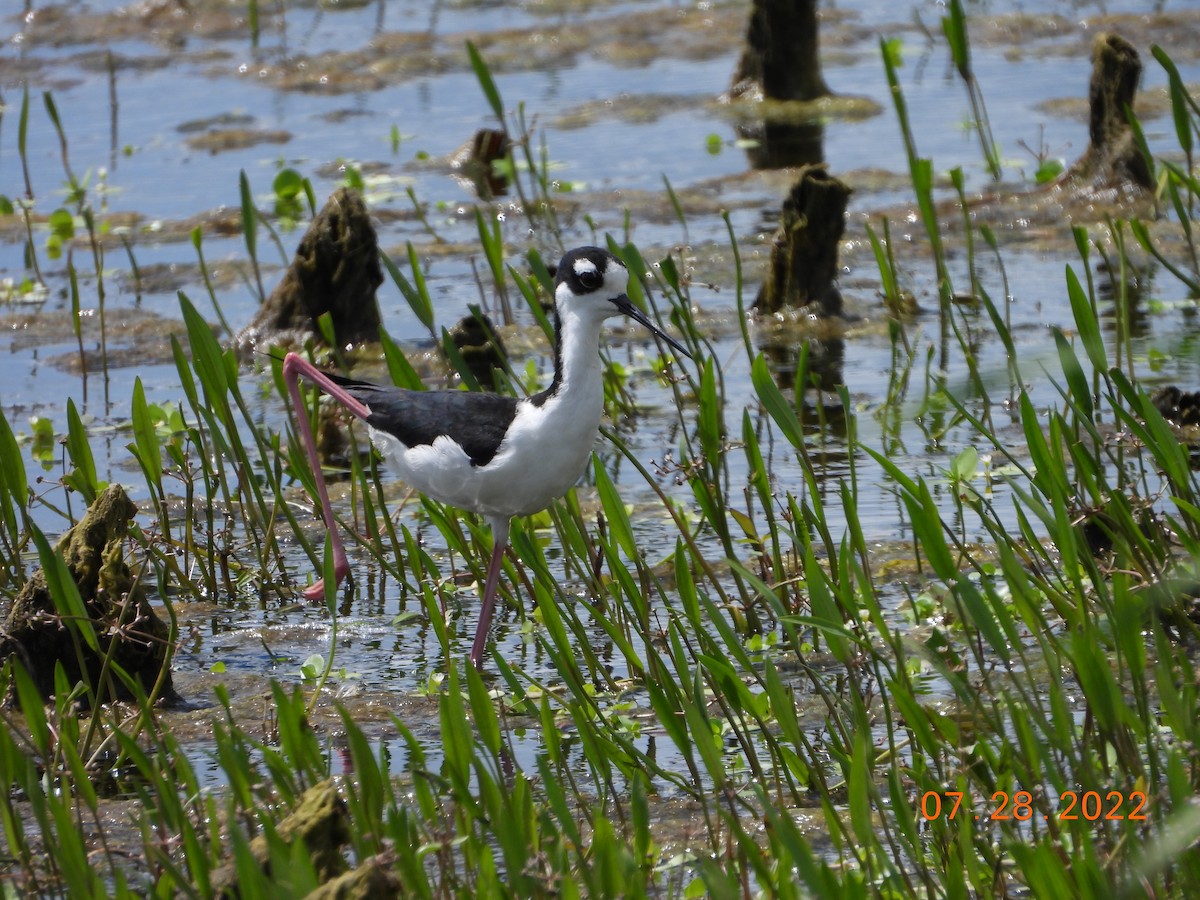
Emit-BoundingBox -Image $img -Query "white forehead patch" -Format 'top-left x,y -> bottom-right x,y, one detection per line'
573,257 -> 599,277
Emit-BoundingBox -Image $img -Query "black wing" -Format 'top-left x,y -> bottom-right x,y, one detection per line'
322,371 -> 519,467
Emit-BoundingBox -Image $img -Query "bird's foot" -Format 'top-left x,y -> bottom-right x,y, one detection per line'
301,564 -> 351,602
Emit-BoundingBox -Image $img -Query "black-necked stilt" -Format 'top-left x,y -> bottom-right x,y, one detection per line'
283,246 -> 691,668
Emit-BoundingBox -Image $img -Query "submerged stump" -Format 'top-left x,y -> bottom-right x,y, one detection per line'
211,780 -> 352,897
1151,385 -> 1200,467
236,187 -> 383,353
448,310 -> 509,391
729,0 -> 830,102
306,855 -> 403,900
0,485 -> 176,704
449,128 -> 510,200
754,165 -> 850,315
1152,386 -> 1200,429
1058,33 -> 1154,199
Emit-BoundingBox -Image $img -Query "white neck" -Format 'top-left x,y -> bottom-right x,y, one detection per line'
551,300 -> 607,405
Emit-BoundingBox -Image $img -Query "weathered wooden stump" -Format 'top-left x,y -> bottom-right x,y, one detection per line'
211,780 -> 352,897
448,310 -> 509,391
236,187 -> 383,353
1152,386 -> 1200,429
0,484 -> 176,704
306,854 -> 403,900
1058,33 -> 1154,197
449,128 -> 510,200
729,0 -> 831,102
754,165 -> 851,315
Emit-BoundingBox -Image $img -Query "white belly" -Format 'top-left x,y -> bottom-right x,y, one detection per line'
368,386 -> 603,520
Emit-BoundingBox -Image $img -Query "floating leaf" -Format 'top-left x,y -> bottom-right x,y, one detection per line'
1035,158 -> 1065,184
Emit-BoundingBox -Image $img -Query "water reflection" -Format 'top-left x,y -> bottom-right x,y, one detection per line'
755,331 -> 852,473
738,118 -> 826,170
1097,259 -> 1156,341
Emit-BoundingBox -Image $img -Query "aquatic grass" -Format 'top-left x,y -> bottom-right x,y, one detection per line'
33,88 -> 127,405
6,42 -> 1200,900
247,0 -> 259,49
66,248 -> 92,406
80,206 -> 112,401
865,216 -> 908,323
1125,44 -> 1200,296
475,206 -> 514,324
190,226 -> 235,337
4,255 -> 1200,896
868,262 -> 1200,891
405,185 -> 445,243
384,242 -> 438,344
239,170 -> 267,304
11,87 -> 45,291
120,234 -> 143,305
0,407 -> 31,592
467,40 -> 567,248
941,0 -> 1001,180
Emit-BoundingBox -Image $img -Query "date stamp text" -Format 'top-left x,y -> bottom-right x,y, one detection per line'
919,790 -> 1148,823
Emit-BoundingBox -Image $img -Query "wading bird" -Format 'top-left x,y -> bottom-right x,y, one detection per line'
283,246 -> 690,667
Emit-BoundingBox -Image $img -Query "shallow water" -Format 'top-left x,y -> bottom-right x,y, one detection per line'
2,0 -> 1199,760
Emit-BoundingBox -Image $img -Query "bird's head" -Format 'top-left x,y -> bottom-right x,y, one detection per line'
554,246 -> 692,359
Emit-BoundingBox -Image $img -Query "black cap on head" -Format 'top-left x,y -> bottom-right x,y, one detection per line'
556,246 -> 623,295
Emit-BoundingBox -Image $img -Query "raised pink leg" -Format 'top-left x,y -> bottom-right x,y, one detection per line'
282,352 -> 373,601
470,517 -> 511,668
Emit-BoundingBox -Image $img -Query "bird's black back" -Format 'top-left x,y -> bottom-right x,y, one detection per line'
322,371 -> 519,467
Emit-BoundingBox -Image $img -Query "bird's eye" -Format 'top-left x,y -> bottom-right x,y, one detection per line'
577,269 -> 602,291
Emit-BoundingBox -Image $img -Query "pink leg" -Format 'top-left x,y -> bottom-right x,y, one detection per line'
282,352 -> 373,601
470,517 -> 511,668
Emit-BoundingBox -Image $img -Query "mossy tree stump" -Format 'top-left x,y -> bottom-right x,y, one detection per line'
754,165 -> 851,315
449,128 -> 510,200
236,187 -> 383,353
1059,33 -> 1154,197
211,780 -> 353,897
0,484 -> 175,704
729,0 -> 831,102
447,310 -> 509,391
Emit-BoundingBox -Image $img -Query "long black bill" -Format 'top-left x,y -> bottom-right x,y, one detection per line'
610,294 -> 693,360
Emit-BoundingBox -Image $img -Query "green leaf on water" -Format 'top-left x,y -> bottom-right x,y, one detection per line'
179,291 -> 230,397
273,167 -> 303,200
29,415 -> 55,466
46,208 -> 74,260
704,133 -> 723,155
380,327 -> 426,391
1034,158 -> 1065,184
300,654 -> 324,682
272,170 -> 305,225
949,446 -> 978,483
